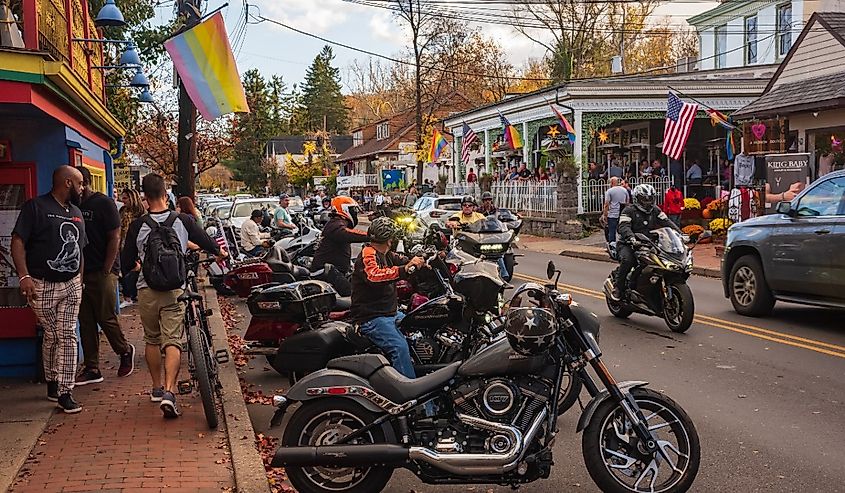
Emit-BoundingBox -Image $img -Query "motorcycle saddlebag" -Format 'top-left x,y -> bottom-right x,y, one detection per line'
272,321 -> 356,374
247,280 -> 337,323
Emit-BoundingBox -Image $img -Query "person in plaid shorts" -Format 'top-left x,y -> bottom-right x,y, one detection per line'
11,165 -> 88,413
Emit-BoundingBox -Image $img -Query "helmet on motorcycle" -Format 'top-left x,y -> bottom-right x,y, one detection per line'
632,184 -> 657,213
481,191 -> 493,201
331,196 -> 360,227
509,282 -> 553,310
369,216 -> 398,243
504,306 -> 557,356
461,195 -> 477,206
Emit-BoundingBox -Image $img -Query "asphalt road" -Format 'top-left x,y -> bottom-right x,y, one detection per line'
235,248 -> 845,493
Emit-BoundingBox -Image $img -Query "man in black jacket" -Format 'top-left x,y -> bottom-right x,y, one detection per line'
613,184 -> 679,301
311,196 -> 368,277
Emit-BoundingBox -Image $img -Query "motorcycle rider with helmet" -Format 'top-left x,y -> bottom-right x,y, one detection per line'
477,191 -> 498,216
448,195 -> 510,282
351,216 -> 424,379
612,183 -> 680,301
311,197 -> 369,295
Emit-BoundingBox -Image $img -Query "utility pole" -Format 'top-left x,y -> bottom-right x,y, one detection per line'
176,0 -> 202,198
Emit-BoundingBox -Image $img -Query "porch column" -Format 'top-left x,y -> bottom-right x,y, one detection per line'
574,109 -> 584,214
522,121 -> 529,167
484,129 -> 491,173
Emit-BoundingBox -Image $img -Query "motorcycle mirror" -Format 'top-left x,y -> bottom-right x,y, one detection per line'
546,261 -> 555,280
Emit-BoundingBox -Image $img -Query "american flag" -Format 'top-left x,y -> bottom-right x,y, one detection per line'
663,92 -> 699,161
461,122 -> 478,165
214,231 -> 229,266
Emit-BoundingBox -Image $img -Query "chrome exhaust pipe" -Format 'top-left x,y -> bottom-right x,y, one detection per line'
603,277 -> 615,297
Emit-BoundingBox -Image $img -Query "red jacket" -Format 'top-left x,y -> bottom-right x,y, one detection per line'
663,188 -> 684,215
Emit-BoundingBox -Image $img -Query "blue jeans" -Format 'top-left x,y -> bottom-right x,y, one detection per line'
497,257 -> 509,282
605,217 -> 619,244
359,313 -> 415,379
245,245 -> 265,257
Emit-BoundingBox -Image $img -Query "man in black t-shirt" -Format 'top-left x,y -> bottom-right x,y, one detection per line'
76,168 -> 135,387
11,165 -> 87,414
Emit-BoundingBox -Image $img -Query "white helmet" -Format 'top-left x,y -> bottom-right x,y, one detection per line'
632,184 -> 657,213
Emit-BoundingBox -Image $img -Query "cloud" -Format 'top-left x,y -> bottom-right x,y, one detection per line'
369,11 -> 400,43
254,0 -> 366,34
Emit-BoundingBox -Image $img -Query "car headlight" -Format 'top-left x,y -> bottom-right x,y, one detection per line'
480,244 -> 505,253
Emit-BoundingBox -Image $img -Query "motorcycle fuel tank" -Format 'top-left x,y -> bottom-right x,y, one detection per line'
399,294 -> 463,330
458,336 -> 547,377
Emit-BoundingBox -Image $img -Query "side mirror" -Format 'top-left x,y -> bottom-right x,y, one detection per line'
546,261 -> 556,280
775,201 -> 793,215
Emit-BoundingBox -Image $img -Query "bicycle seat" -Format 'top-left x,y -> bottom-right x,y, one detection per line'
178,291 -> 203,302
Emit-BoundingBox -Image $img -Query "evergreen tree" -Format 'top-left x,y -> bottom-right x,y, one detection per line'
228,69 -> 277,191
301,46 -> 349,134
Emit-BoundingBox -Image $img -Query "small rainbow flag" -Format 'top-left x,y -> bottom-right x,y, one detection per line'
165,12 -> 249,120
499,113 -> 523,149
549,103 -> 576,144
428,128 -> 448,163
726,129 -> 736,161
706,109 -> 736,130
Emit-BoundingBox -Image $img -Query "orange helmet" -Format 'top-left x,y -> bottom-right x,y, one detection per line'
331,196 -> 360,226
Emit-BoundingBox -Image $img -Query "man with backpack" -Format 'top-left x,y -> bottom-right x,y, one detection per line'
121,174 -> 226,418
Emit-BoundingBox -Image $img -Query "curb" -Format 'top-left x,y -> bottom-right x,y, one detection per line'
556,249 -> 721,279
204,284 -> 272,493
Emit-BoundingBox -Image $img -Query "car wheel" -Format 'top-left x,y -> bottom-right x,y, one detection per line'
729,255 -> 775,317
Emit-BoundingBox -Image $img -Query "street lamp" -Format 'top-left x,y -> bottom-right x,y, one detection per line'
129,68 -> 150,88
119,42 -> 140,66
138,88 -> 154,103
94,0 -> 127,28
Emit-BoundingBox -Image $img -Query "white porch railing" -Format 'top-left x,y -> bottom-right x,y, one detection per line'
491,182 -> 557,218
580,176 -> 673,214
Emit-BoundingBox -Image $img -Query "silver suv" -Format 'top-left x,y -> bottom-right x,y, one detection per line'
412,194 -> 464,227
721,170 -> 845,316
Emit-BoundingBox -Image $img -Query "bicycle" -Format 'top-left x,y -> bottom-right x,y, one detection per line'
178,252 -> 230,428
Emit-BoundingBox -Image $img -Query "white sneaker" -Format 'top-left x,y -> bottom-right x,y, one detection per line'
119,300 -> 134,309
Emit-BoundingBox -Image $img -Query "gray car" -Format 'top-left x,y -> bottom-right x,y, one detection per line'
721,169 -> 845,316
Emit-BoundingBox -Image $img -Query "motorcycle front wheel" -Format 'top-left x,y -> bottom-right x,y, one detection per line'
663,282 -> 694,333
283,398 -> 394,493
582,387 -> 700,493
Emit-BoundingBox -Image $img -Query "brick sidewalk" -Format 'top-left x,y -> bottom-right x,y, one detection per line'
9,305 -> 235,493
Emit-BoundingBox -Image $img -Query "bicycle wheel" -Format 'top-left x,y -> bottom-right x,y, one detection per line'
188,324 -> 219,428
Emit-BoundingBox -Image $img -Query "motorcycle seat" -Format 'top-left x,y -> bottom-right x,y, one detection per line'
327,354 -> 390,379
334,296 -> 351,311
368,361 -> 462,404
267,257 -> 310,279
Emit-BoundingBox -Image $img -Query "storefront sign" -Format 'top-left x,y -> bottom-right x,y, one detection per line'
381,169 -> 405,191
743,119 -> 788,155
398,142 -> 416,154
113,166 -> 131,193
765,153 -> 811,213
336,176 -> 353,189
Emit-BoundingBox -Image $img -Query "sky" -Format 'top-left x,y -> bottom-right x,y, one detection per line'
152,0 -> 719,92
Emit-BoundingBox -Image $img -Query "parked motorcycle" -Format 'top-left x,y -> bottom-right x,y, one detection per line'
269,260 -> 700,493
603,227 -> 707,333
452,216 -> 518,281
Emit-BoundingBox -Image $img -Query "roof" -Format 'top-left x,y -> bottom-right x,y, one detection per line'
688,0 -> 776,29
265,135 -> 354,155
337,122 -> 415,162
732,12 -> 845,118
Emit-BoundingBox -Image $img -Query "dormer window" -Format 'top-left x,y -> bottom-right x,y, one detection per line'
376,122 -> 390,141
353,130 -> 363,147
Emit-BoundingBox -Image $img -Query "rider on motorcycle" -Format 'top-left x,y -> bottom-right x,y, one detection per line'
448,195 -> 510,282
477,191 -> 498,216
612,183 -> 680,301
351,217 -> 424,379
311,196 -> 368,276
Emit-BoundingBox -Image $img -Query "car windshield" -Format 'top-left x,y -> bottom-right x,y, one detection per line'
653,227 -> 685,255
466,217 -> 508,233
232,201 -> 278,218
437,199 -> 462,211
214,205 -> 231,219
288,197 -> 305,209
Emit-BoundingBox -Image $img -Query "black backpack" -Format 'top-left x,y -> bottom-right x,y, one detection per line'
141,213 -> 186,291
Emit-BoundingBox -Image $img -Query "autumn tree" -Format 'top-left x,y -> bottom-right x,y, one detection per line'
507,59 -> 553,94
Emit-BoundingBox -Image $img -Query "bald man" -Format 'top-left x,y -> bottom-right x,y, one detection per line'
11,165 -> 88,413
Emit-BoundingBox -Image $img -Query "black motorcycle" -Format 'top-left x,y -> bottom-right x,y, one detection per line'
269,260 -> 700,493
603,228 -> 706,333
452,216 -> 518,281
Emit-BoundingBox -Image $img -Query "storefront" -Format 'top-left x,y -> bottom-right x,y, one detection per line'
0,1 -> 126,376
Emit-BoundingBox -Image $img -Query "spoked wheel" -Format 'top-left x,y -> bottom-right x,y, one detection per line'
556,371 -> 583,416
283,398 -> 394,493
663,283 -> 694,333
188,324 -> 218,429
606,293 -> 633,319
583,388 -> 700,493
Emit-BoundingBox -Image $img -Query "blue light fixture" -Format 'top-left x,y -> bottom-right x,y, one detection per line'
129,68 -> 149,88
138,88 -> 154,103
95,0 -> 127,28
119,42 -> 140,66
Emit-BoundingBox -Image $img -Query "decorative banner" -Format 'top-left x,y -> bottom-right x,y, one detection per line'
381,169 -> 405,191
765,153 -> 810,213
165,12 -> 249,120
743,118 -> 788,155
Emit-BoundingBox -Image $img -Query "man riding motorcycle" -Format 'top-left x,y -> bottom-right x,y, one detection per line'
612,183 -> 680,301
448,195 -> 509,281
311,197 -> 368,295
477,191 -> 498,216
351,216 -> 424,379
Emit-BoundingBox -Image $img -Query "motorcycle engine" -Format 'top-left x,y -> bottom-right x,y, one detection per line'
451,377 -> 551,432
407,329 -> 463,365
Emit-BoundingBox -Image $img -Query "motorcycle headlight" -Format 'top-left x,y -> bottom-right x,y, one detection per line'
480,244 -> 505,253
397,216 -> 413,225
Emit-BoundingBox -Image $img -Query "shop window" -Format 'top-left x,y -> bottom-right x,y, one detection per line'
715,25 -> 728,69
83,165 -> 106,193
745,15 -> 758,64
69,148 -> 83,168
777,3 -> 793,57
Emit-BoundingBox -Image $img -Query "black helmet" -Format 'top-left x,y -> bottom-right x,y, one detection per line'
632,184 -> 656,213
369,216 -> 398,243
481,191 -> 493,201
509,282 -> 553,309
504,307 -> 557,356
461,195 -> 476,206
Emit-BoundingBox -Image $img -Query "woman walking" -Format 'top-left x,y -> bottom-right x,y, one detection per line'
118,188 -> 144,308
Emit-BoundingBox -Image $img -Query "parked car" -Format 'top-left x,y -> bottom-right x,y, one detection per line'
721,170 -> 845,316
229,198 -> 280,230
411,194 -> 464,227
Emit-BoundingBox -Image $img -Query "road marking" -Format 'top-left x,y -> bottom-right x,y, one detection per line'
513,273 -> 845,359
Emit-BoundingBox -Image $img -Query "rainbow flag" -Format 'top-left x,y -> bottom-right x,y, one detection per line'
726,129 -> 736,161
706,109 -> 736,130
428,128 -> 448,163
549,103 -> 576,144
165,12 -> 249,120
499,113 -> 523,149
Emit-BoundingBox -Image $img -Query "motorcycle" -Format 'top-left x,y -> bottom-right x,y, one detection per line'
452,216 -> 518,281
603,227 -> 708,333
268,260 -> 700,493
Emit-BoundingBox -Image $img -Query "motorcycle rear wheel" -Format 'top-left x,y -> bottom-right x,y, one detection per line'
606,295 -> 633,319
582,387 -> 700,493
663,283 -> 694,333
283,398 -> 394,493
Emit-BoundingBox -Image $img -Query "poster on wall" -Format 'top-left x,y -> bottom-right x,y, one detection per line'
0,184 -> 25,289
765,153 -> 811,213
743,119 -> 788,155
113,166 -> 131,194
381,170 -> 405,191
